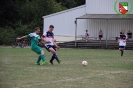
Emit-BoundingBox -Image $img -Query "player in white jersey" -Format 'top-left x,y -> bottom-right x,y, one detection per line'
118,30 -> 128,57
41,25 -> 61,65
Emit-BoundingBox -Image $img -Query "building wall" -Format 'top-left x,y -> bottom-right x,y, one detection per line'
43,5 -> 87,36
43,0 -> 133,38
86,0 -> 133,14
87,19 -> 133,39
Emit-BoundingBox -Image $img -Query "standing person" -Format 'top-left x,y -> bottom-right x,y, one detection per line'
118,30 -> 128,57
83,30 -> 89,41
17,27 -> 47,65
42,25 -> 61,65
127,30 -> 132,40
99,29 -> 103,42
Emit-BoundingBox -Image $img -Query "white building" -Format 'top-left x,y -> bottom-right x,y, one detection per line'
43,0 -> 133,40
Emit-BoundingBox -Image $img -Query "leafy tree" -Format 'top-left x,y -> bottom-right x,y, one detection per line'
0,27 -> 15,45
55,0 -> 85,9
0,0 -> 18,28
19,0 -> 66,28
0,0 -> 84,45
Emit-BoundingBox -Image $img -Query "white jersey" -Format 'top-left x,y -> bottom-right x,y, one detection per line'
119,34 -> 127,46
85,32 -> 89,37
42,31 -> 54,46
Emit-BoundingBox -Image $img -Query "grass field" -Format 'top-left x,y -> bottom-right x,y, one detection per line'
0,47 -> 133,88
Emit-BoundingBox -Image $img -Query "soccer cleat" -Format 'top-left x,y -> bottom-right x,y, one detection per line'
35,62 -> 40,65
49,60 -> 54,65
41,62 -> 48,65
58,60 -> 61,64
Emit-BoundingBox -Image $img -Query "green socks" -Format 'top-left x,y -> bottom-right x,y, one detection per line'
41,54 -> 45,62
36,55 -> 45,64
37,55 -> 41,63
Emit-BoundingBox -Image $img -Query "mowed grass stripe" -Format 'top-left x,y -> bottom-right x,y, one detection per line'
0,48 -> 133,88
13,71 -> 127,88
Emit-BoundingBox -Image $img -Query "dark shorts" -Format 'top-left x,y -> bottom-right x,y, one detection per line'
119,46 -> 125,49
128,36 -> 132,39
99,35 -> 103,38
45,45 -> 56,52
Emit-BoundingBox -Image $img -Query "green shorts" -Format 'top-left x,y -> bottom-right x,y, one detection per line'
31,45 -> 42,54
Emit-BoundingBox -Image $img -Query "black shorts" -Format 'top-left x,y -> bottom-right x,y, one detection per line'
45,45 -> 56,52
119,46 -> 125,49
99,35 -> 103,38
128,36 -> 132,39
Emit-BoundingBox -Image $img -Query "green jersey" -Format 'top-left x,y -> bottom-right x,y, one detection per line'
27,32 -> 42,54
27,32 -> 40,47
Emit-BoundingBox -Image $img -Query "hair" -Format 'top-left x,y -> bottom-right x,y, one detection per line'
35,27 -> 40,31
121,30 -> 125,34
49,25 -> 54,28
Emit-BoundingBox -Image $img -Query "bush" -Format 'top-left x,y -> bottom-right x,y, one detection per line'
0,27 -> 16,45
15,22 -> 32,37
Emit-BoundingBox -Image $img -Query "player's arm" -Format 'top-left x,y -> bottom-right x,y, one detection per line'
41,36 -> 47,44
16,36 -> 27,40
125,35 -> 128,42
117,36 -> 120,43
38,39 -> 44,47
41,34 -> 50,43
53,39 -> 60,49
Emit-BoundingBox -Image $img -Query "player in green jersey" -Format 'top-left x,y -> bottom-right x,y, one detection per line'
17,27 -> 49,65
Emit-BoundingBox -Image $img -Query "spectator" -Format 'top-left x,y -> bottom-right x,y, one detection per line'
127,30 -> 132,40
83,30 -> 89,41
99,29 -> 103,42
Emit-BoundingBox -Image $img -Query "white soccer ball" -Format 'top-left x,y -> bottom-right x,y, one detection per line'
82,61 -> 88,66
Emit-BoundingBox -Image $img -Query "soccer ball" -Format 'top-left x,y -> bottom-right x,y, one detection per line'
82,61 -> 88,66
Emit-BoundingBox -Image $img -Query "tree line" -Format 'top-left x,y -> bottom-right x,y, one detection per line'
0,0 -> 85,45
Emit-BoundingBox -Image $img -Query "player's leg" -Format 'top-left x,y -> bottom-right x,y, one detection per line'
120,48 -> 124,57
119,46 -> 124,57
119,47 -> 122,56
35,55 -> 41,65
49,47 -> 60,64
45,45 -> 54,65
50,54 -> 54,65
122,46 -> 125,56
40,50 -> 47,65
33,46 -> 47,65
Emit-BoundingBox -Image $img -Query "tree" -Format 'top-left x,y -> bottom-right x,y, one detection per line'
0,0 -> 85,45
55,0 -> 85,9
19,0 -> 66,28
0,0 -> 18,28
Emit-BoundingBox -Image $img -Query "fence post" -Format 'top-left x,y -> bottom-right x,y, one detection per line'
106,19 -> 108,48
75,19 -> 77,48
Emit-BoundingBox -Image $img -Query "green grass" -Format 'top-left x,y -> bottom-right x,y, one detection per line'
0,47 -> 133,88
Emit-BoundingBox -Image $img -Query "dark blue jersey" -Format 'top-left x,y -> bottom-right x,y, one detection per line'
119,34 -> 127,40
43,31 -> 54,45
43,31 -> 54,38
119,34 -> 127,46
